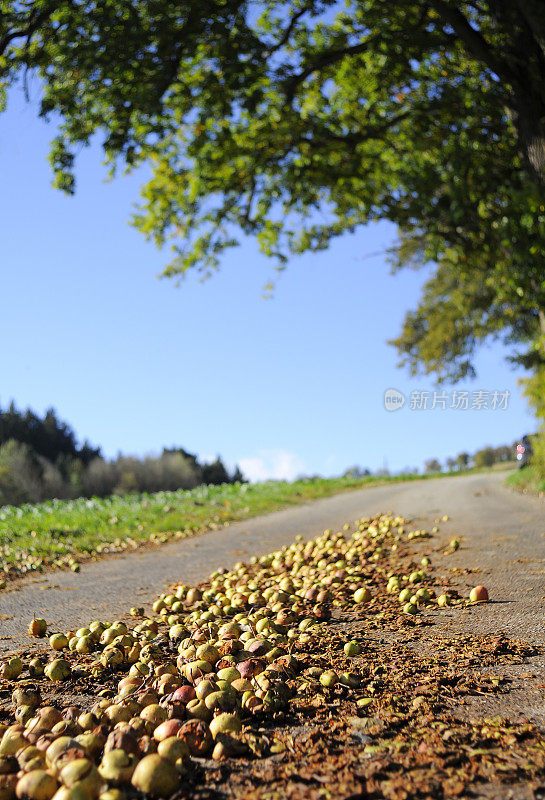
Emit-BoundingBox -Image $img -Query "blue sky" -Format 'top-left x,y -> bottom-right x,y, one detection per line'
0,87 -> 535,480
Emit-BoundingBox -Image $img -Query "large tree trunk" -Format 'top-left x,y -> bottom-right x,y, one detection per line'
495,1 -> 545,185
435,1 -> 545,188
538,308 -> 545,339
516,101 -> 545,185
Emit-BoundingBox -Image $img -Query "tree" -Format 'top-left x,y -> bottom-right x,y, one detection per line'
4,2 -> 545,465
149,452 -> 201,491
231,466 -> 246,484
389,187 -> 545,383
83,458 -> 117,498
1,1 -> 543,281
424,458 -> 442,473
163,447 -> 201,475
343,466 -> 371,478
474,446 -> 496,468
520,367 -> 545,479
0,402 -> 101,468
456,452 -> 470,470
202,457 -> 232,486
0,440 -> 43,505
493,444 -> 512,463
38,455 -> 68,499
112,452 -> 201,494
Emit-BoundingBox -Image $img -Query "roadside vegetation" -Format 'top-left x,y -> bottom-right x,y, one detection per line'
0,399 -> 520,510
506,466 -> 545,496
0,472 -> 441,584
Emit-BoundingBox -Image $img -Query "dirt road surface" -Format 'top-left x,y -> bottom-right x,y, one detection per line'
1,470 -> 544,661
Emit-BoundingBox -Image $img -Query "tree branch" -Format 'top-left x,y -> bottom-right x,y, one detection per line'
297,110 -> 412,147
281,6 -> 451,104
265,5 -> 314,56
428,0 -> 521,87
284,39 -> 375,102
0,5 -> 54,58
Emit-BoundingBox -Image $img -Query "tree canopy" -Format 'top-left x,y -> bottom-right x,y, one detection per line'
0,401 -> 100,465
2,1 -> 545,380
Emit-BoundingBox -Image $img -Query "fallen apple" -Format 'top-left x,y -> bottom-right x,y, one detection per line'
469,585 -> 489,603
343,641 -> 362,657
28,619 -> 47,639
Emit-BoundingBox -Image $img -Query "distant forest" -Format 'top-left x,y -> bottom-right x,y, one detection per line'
0,402 -> 244,506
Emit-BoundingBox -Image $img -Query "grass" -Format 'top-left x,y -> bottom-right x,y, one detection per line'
0,471 -> 452,582
1,464 -> 508,583
505,465 -> 545,495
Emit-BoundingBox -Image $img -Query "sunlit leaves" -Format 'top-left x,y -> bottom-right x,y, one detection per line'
2,1 -> 545,385
2,1 -> 540,276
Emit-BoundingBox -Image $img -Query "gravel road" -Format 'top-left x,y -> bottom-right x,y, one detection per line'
1,471 -> 544,660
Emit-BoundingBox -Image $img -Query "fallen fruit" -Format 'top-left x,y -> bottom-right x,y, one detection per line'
44,659 -> 71,682
28,659 -> 44,678
399,588 -> 412,603
208,713 -> 242,739
469,585 -> 489,602
15,770 -> 58,800
1,658 -> 23,681
28,619 -> 47,638
51,786 -> 89,800
98,751 -> 136,785
319,670 -> 338,688
59,759 -> 101,797
49,634 -> 68,651
0,510 -> 506,800
130,755 -> 180,797
0,729 -> 28,756
344,641 -> 362,657
156,738 -> 189,764
353,587 -> 371,603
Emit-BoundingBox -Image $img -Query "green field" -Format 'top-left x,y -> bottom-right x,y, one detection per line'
0,472 -> 447,582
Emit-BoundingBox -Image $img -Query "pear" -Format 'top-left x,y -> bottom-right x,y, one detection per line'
15,771 -> 58,800
130,755 -> 180,797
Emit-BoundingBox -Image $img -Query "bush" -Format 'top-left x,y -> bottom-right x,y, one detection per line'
38,456 -> 69,499
83,457 -> 117,497
113,453 -> 201,495
529,429 -> 545,482
0,439 -> 43,505
521,367 -> 545,480
474,446 -> 496,468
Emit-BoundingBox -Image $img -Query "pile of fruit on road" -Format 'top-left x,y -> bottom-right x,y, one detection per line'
1,513 -> 543,800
